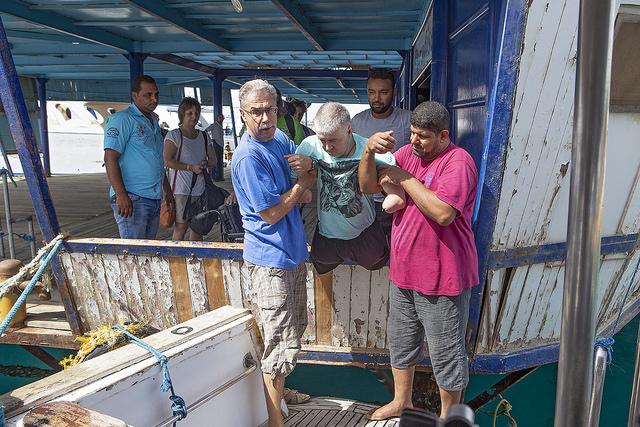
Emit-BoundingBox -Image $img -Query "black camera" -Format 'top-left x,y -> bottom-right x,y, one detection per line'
399,404 -> 478,427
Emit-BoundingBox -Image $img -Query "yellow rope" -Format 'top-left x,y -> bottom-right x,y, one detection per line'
60,321 -> 148,369
492,394 -> 517,427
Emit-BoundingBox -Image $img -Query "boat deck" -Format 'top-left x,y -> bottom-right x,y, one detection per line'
0,302 -> 77,349
286,398 -> 398,427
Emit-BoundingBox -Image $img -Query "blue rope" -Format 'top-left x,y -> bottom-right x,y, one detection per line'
0,232 -> 36,242
596,253 -> 640,365
0,239 -> 62,335
594,337 -> 615,366
113,324 -> 188,424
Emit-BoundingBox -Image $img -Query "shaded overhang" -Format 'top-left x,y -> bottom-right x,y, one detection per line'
0,0 -> 430,104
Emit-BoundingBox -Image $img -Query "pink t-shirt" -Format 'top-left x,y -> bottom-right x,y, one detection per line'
390,143 -> 479,296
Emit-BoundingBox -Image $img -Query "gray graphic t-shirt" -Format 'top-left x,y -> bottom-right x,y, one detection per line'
295,133 -> 394,240
351,107 -> 412,151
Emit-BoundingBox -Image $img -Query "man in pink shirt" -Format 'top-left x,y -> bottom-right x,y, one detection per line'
358,101 -> 478,420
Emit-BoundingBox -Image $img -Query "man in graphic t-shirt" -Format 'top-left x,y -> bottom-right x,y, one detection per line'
289,102 -> 394,274
359,101 -> 479,421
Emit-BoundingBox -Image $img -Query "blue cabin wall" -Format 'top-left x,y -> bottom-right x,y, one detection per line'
420,0 -> 516,350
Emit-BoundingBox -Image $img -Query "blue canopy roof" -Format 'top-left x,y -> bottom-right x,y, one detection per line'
0,0 -> 430,104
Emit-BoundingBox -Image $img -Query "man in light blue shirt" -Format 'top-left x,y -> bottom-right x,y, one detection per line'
293,102 -> 394,274
231,79 -> 315,427
104,75 -> 173,239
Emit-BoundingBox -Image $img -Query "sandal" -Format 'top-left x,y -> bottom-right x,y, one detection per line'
283,388 -> 311,405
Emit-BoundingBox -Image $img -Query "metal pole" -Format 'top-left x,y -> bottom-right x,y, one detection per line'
210,73 -> 224,180
2,172 -> 15,258
628,322 -> 640,427
36,78 -> 50,177
554,1 -> 616,426
229,92 -> 238,149
27,216 -> 36,258
587,346 -> 609,426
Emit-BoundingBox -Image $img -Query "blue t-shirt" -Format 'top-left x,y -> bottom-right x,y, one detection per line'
231,129 -> 308,269
296,133 -> 395,240
103,103 -> 164,200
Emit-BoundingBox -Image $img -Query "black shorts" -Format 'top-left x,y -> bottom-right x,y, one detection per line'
310,220 -> 389,274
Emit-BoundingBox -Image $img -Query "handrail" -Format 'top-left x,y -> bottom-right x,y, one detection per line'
155,353 -> 258,427
587,346 -> 609,426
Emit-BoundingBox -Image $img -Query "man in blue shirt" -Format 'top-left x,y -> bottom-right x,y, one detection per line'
231,79 -> 315,427
104,75 -> 173,239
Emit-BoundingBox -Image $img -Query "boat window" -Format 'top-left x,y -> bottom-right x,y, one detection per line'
611,7 -> 640,112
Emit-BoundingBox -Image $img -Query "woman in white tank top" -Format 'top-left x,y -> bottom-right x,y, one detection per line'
163,97 -> 216,240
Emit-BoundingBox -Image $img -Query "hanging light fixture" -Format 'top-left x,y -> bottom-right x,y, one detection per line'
231,0 -> 243,13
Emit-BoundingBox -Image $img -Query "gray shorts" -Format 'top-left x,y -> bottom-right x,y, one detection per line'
174,193 -> 204,224
245,262 -> 308,379
388,284 -> 471,391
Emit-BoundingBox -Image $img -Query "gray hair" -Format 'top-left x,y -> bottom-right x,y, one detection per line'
312,102 -> 351,135
238,79 -> 277,109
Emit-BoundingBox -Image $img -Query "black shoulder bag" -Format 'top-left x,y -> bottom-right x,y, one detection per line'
184,131 -> 229,235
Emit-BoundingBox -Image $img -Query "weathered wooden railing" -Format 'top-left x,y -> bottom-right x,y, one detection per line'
59,238 -> 640,374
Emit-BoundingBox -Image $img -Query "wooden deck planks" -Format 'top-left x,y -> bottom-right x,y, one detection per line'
332,266 -> 352,347
185,257 -> 209,317
203,258 -> 226,310
168,257 -> 193,322
303,266 -> 317,344
0,303 -> 78,348
314,271 -> 333,345
367,268 -> 389,349
284,398 -> 398,427
349,267 -> 371,348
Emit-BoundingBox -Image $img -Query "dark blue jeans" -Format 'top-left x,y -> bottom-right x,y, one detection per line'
111,193 -> 161,239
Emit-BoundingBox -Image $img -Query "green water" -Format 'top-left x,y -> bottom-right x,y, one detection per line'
288,316 -> 640,426
0,345 -> 74,394
2,318 -> 637,426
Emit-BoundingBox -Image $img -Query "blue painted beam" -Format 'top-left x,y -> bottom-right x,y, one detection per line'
149,53 -> 217,75
0,1 -> 133,52
270,0 -> 325,51
10,44 -> 120,55
280,77 -> 311,95
220,69 -> 369,79
6,29 -> 80,43
123,0 -> 230,52
125,52 -> 147,93
35,78 -> 50,177
64,240 -> 245,260
0,16 -> 83,335
470,0 -> 529,351
430,0 -> 448,104
298,343 -> 560,374
488,234 -> 639,270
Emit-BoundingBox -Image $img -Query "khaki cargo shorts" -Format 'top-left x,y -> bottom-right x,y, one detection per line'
246,261 -> 308,379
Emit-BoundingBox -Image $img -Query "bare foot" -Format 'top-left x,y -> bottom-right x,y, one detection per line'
365,400 -> 413,420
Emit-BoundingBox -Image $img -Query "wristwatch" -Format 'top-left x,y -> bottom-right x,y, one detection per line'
309,158 -> 318,172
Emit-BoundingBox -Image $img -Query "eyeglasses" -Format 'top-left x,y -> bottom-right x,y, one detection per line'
241,107 -> 278,120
